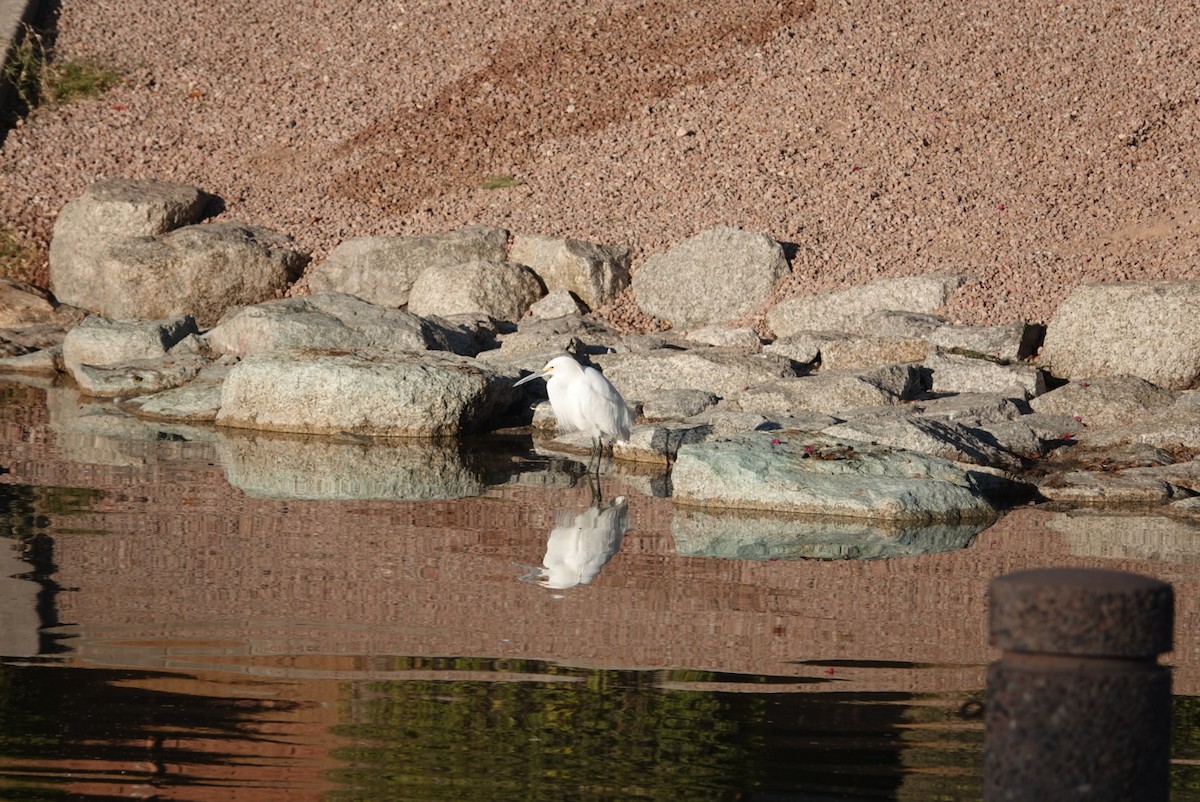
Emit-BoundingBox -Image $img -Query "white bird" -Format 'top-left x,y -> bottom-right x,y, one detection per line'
513,355 -> 634,468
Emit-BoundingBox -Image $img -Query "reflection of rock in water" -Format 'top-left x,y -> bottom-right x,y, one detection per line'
218,430 -> 485,501
44,385 -> 218,468
0,538 -> 40,657
533,497 -> 629,589
1048,510 -> 1200,564
672,507 -> 989,560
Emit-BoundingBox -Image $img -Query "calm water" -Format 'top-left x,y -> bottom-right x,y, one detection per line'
2,378 -> 1200,801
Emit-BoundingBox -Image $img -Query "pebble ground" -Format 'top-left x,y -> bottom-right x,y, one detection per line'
1,0 -> 1198,332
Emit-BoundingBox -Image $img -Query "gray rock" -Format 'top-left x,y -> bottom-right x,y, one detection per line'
865,310 -> 950,339
0,278 -> 87,331
508,233 -> 631,310
931,322 -> 1042,361
51,177 -> 212,240
98,222 -> 309,325
123,358 -> 238,421
62,314 -> 199,378
595,348 -> 801,400
736,364 -> 923,415
766,330 -> 931,370
631,226 -> 789,327
1040,280 -> 1200,390
0,345 -> 63,374
975,415 -> 1079,459
613,423 -> 713,465
206,293 -> 440,357
217,430 -> 485,500
760,334 -> 821,365
1038,471 -> 1189,506
407,259 -> 545,321
1165,497 -> 1200,520
925,351 -> 1046,399
421,314 -> 498,357
527,289 -> 587,320
306,224 -> 509,307
686,409 -> 840,438
52,179 -> 306,324
1077,394 -> 1200,450
913,393 -> 1029,426
671,507 -> 988,560
823,415 -> 1021,470
72,353 -> 208,399
685,325 -> 762,350
766,274 -> 969,337
492,325 -> 587,357
640,389 -> 720,421
215,349 -> 518,437
671,432 -> 1001,522
1030,375 -> 1177,429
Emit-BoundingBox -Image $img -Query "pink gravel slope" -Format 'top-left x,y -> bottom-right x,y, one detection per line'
1,0 -> 1198,332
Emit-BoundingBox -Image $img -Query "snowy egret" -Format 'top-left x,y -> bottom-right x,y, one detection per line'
513,355 -> 634,469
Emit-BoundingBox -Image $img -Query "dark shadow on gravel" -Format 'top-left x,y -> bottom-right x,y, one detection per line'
0,0 -> 62,145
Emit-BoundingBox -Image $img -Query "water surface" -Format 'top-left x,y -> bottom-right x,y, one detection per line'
3,379 -> 1200,800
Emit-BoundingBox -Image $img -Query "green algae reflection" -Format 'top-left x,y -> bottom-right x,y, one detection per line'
328,658 -> 767,801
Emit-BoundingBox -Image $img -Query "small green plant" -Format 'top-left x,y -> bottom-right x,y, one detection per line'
478,174 -> 524,190
2,25 -> 48,111
2,24 -> 120,115
47,59 -> 121,104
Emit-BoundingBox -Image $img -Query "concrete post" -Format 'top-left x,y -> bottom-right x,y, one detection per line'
985,567 -> 1173,801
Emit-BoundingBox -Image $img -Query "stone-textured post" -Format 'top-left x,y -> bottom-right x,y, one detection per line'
985,568 -> 1173,801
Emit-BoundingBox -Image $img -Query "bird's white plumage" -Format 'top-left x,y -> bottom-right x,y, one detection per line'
514,355 -> 633,444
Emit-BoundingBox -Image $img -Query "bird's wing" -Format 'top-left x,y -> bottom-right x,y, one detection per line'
582,367 -> 633,440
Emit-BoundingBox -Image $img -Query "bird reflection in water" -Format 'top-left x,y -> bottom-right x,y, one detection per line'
523,496 -> 630,590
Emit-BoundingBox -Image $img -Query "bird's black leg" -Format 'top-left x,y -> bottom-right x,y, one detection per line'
588,469 -> 602,503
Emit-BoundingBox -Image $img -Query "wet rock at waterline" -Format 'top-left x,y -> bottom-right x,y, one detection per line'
62,314 -> 200,375
122,359 -> 238,421
671,433 -> 1005,522
215,349 -> 519,437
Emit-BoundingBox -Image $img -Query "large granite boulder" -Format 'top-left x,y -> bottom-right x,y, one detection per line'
49,178 -> 307,325
306,225 -> 509,307
1040,280 -> 1200,390
206,293 -> 441,357
766,274 -> 969,337
671,432 -> 1003,522
215,350 -> 518,437
631,226 -> 789,327
508,234 -> 631,310
407,260 -> 545,321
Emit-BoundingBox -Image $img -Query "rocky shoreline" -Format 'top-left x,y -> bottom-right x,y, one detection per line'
2,178 -> 1199,529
